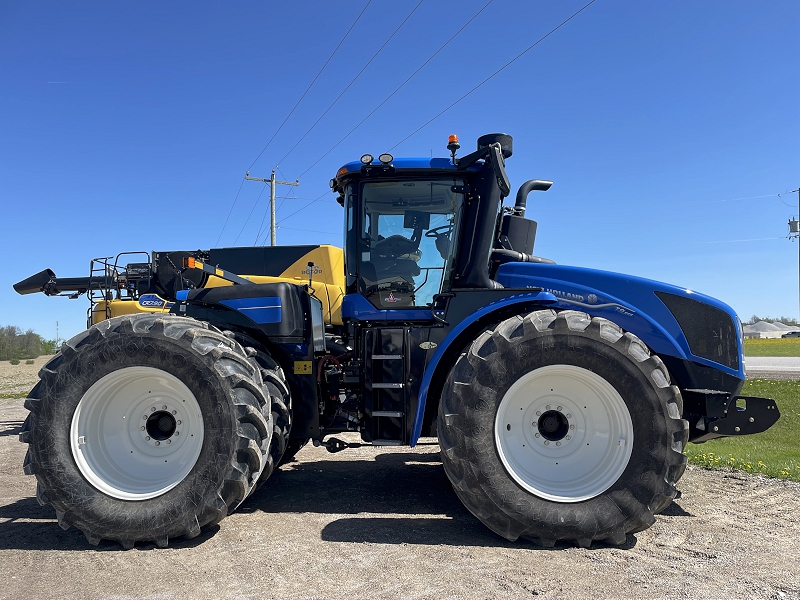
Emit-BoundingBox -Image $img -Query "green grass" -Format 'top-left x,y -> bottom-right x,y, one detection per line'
685,379 -> 800,481
744,337 -> 800,357
0,393 -> 28,399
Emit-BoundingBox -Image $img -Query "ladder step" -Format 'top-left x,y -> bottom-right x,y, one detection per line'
372,439 -> 403,446
372,410 -> 404,418
372,383 -> 404,389
372,354 -> 402,360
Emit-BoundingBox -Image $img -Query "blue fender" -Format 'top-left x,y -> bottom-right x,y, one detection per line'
411,290 -> 557,446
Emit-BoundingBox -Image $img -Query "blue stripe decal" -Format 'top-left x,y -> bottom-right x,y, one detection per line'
220,297 -> 282,324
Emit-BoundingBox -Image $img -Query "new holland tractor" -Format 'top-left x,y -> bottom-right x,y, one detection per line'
14,133 -> 779,549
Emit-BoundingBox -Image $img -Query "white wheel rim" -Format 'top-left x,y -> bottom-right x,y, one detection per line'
494,364 -> 633,502
70,366 -> 205,500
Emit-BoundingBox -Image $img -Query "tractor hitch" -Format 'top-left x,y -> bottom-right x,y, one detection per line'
685,391 -> 780,443
313,437 -> 362,453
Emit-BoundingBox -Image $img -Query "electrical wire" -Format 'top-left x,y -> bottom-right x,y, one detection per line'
388,0 -> 598,151
277,191 -> 330,226
280,226 -> 341,235
216,176 -> 246,246
296,0 -> 495,180
247,0 -> 372,172
695,237 -> 786,245
234,183 -> 267,246
218,2 -> 370,246
275,0 -> 425,169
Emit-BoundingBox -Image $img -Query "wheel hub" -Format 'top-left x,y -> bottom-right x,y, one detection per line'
146,411 -> 177,441
537,410 -> 569,441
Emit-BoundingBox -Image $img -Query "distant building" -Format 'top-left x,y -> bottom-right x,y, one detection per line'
743,321 -> 800,339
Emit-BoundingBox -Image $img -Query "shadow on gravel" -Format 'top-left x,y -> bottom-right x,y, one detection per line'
0,495 -> 224,551
242,452 -> 642,550
660,501 -> 693,517
0,420 -> 23,437
242,452 -> 461,518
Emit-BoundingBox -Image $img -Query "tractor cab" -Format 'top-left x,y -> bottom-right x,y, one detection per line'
343,173 -> 465,309
332,133 -> 531,315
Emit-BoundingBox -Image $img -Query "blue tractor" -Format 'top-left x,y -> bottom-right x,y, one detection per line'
14,133 -> 779,548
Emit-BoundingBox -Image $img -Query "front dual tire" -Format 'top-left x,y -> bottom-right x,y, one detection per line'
438,310 -> 689,547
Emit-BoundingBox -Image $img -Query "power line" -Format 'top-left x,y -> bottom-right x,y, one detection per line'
277,191 -> 330,225
279,226 -> 341,235
297,0 -> 495,180
388,0 -> 598,151
281,0 -> 597,227
694,237 -> 785,245
247,0 -> 372,172
275,0 -> 425,169
234,182 -> 268,246
218,2 -> 370,247
216,176 -> 246,246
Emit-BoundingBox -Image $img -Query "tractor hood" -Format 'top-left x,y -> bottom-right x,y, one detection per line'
495,261 -> 744,379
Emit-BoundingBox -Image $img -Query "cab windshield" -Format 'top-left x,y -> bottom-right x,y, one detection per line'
357,178 -> 463,309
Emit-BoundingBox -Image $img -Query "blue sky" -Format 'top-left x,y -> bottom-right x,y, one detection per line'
1,0 -> 798,340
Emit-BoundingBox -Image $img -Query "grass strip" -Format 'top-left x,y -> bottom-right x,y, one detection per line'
0,393 -> 28,399
685,379 -> 800,481
744,338 -> 800,357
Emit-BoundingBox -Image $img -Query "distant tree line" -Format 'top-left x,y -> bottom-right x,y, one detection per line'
746,315 -> 799,326
0,326 -> 57,361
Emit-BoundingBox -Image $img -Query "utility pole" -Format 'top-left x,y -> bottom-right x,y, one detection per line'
789,188 -> 800,323
245,170 -> 299,246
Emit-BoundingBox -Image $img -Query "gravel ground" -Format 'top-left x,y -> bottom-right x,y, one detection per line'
1,358 -> 799,599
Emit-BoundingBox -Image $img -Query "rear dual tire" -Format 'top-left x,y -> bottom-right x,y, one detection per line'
20,314 -> 272,548
438,309 -> 688,547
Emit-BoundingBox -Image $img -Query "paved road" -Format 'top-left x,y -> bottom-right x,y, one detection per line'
745,356 -> 800,380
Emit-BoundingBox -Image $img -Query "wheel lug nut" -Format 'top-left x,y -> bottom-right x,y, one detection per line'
177,420 -> 182,425
155,441 -> 160,446
140,426 -> 145,431
566,414 -> 572,419
535,411 -> 541,416
570,425 -> 574,430
151,407 -> 155,412
175,431 -> 180,436
166,439 -> 171,444
546,405 -> 551,410
534,433 -> 540,438
142,415 -> 147,420
566,435 -> 571,440
162,405 -> 167,410
145,436 -> 151,441
556,441 -> 561,446
544,441 -> 549,446
172,410 -> 177,415
557,406 -> 562,411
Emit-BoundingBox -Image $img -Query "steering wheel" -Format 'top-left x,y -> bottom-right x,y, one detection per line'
424,225 -> 453,238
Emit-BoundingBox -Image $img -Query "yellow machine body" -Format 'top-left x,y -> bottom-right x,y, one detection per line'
91,245 -> 345,326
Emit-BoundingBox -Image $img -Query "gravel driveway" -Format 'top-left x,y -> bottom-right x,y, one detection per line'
1,357 -> 798,599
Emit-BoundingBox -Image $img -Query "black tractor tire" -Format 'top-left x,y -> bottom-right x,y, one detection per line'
438,309 -> 689,548
246,346 -> 292,488
19,313 -> 272,549
231,334 -> 306,470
